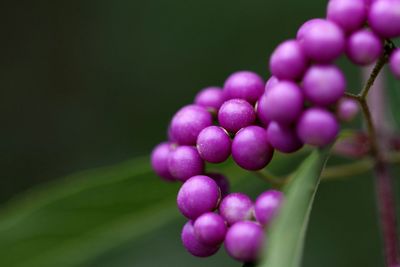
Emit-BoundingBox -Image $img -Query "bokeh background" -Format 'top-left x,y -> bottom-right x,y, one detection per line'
1,0 -> 399,266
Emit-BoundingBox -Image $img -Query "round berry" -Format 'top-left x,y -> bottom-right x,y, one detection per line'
266,122 -> 303,153
337,98 -> 359,122
223,71 -> 264,104
219,193 -> 254,225
368,0 -> 400,38
168,146 -> 204,182
169,105 -> 213,146
207,173 -> 230,197
232,126 -> 274,170
150,142 -> 175,181
177,175 -> 221,220
194,212 -> 227,246
194,87 -> 225,112
298,19 -> 345,63
303,65 -> 346,106
261,81 -> 304,125
218,99 -> 256,133
327,0 -> 367,33
297,18 -> 325,40
389,48 -> 400,79
197,126 -> 231,163
181,221 -> 220,257
256,93 -> 271,127
254,190 -> 284,226
346,29 -> 382,65
269,40 -> 307,80
265,76 -> 279,92
224,221 -> 264,262
297,108 -> 339,147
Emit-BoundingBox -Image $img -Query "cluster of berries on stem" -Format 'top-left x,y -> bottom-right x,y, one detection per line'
151,0 -> 400,264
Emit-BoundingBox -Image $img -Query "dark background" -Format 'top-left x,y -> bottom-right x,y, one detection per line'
0,0 -> 327,202
0,1 -> 398,266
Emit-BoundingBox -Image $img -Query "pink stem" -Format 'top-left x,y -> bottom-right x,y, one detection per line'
364,67 -> 400,267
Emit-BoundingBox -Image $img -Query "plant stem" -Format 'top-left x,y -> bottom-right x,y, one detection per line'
361,53 -> 400,266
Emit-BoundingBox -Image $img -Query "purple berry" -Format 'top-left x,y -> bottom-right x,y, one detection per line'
368,0 -> 400,38
261,81 -> 304,125
218,99 -> 256,133
168,146 -> 204,182
327,0 -> 367,33
297,18 -> 326,40
254,190 -> 284,226
389,48 -> 400,79
337,98 -> 360,122
181,221 -> 220,257
219,193 -> 253,225
298,19 -> 345,63
303,64 -> 346,106
269,40 -> 307,80
177,175 -> 221,220
196,126 -> 231,163
266,122 -> 303,153
297,108 -> 339,147
223,71 -> 264,104
207,173 -> 230,197
194,87 -> 225,112
151,142 -> 175,181
224,221 -> 264,262
265,76 -> 279,92
194,212 -> 227,246
232,126 -> 274,170
346,29 -> 383,65
169,105 -> 213,146
256,93 -> 271,127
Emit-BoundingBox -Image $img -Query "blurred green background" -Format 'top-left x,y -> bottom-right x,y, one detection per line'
1,0 -> 399,266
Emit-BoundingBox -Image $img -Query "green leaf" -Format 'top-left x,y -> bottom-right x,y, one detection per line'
0,152 -> 305,267
258,149 -> 331,267
0,157 -> 182,267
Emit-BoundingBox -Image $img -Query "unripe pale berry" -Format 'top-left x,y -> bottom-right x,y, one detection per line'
254,190 -> 284,226
194,87 -> 225,112
168,146 -> 204,182
151,142 -> 175,181
181,221 -> 220,257
270,40 -> 307,80
266,122 -> 303,153
224,221 -> 264,262
197,126 -> 231,163
303,64 -> 346,106
389,48 -> 400,79
260,81 -> 304,125
169,105 -> 213,145
297,108 -> 339,147
207,173 -> 230,197
232,126 -> 274,170
219,193 -> 253,225
218,99 -> 256,133
223,71 -> 264,104
337,98 -> 359,122
368,0 -> 400,38
346,29 -> 383,66
177,175 -> 221,220
298,19 -> 345,63
327,0 -> 367,33
194,212 -> 227,246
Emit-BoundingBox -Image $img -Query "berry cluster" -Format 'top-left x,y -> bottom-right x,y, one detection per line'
151,0 -> 400,263
179,180 -> 282,262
